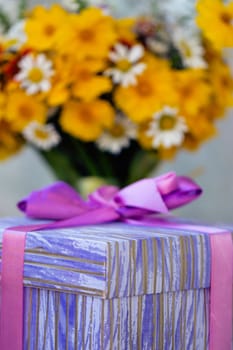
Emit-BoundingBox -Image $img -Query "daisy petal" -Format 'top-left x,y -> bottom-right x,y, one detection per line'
128,45 -> 144,63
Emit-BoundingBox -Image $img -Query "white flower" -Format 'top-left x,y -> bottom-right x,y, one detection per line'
23,122 -> 61,150
147,106 -> 188,149
96,114 -> 137,154
5,20 -> 27,49
173,28 -> 207,69
61,0 -> 80,12
15,54 -> 54,95
105,43 -> 147,87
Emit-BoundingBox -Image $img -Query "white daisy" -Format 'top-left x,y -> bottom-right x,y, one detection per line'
5,20 -> 27,49
61,0 -> 80,12
147,106 -> 188,149
105,43 -> 147,87
96,113 -> 137,154
173,28 -> 207,69
23,122 -> 61,150
15,53 -> 54,95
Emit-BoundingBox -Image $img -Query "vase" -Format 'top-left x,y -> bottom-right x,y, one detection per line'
39,136 -> 161,193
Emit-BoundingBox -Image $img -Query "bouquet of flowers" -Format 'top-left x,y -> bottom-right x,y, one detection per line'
0,0 -> 232,190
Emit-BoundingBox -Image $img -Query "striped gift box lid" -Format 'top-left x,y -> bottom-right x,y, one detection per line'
0,217 -> 214,298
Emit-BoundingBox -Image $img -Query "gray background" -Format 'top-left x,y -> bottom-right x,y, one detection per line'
0,0 -> 233,223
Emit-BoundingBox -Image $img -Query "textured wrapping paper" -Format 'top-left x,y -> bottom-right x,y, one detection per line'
0,217 -> 231,350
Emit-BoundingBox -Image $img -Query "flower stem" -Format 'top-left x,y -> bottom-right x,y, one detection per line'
70,139 -> 101,177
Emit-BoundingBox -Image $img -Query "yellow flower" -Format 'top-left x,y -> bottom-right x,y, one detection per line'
0,119 -> 23,160
60,99 -> 114,141
5,91 -> 47,131
174,69 -> 212,117
114,57 -> 177,123
72,60 -> 112,101
60,8 -> 117,59
196,0 -> 233,50
25,5 -> 68,51
48,83 -> 70,106
208,57 -> 233,114
137,121 -> 154,149
47,55 -> 72,106
174,69 -> 218,142
185,111 -> 216,141
115,18 -> 137,43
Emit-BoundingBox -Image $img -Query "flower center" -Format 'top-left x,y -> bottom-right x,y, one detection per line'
137,81 -> 152,96
34,128 -> 50,140
78,69 -> 91,80
0,120 -> 11,134
220,12 -> 232,25
110,124 -> 125,137
79,107 -> 95,122
79,29 -> 95,41
18,104 -> 33,119
28,68 -> 44,83
181,86 -> 193,98
159,115 -> 177,130
44,24 -> 56,36
221,75 -> 231,87
116,59 -> 132,72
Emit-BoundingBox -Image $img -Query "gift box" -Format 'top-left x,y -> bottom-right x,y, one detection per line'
0,216 -> 232,350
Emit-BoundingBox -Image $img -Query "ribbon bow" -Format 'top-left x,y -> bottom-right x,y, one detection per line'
18,172 -> 202,227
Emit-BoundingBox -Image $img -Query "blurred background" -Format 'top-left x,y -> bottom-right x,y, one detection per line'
1,0 -> 233,222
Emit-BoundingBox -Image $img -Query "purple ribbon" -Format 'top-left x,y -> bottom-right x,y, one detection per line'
18,172 -> 202,227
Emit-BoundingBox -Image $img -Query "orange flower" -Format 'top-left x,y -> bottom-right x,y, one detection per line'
59,7 -> 117,59
0,119 -> 23,160
5,91 -> 47,131
114,57 -> 177,122
25,5 -> 68,51
196,0 -> 233,50
71,60 -> 112,101
174,69 -> 212,117
60,99 -> 114,141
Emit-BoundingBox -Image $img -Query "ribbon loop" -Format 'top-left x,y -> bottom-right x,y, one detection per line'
17,172 -> 202,223
115,178 -> 168,213
18,181 -> 88,220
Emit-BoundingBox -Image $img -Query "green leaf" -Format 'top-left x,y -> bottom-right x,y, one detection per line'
0,7 -> 11,32
72,0 -> 88,12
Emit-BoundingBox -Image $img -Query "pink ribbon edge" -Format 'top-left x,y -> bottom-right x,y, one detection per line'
0,223 -> 48,350
209,232 -> 233,350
